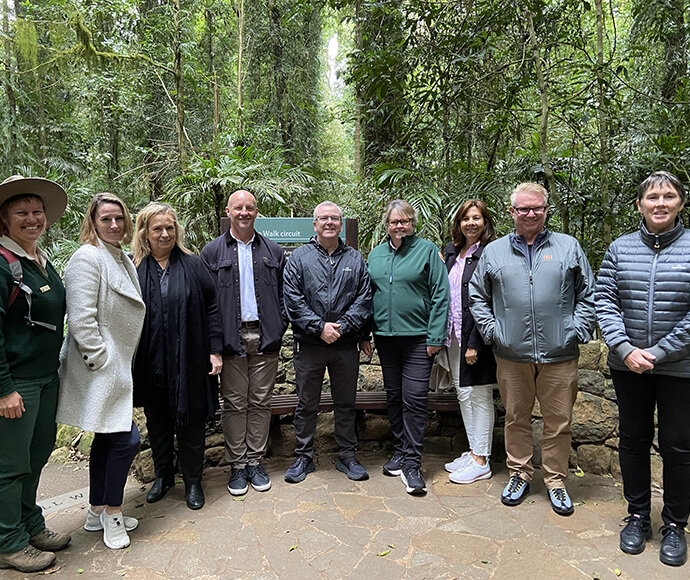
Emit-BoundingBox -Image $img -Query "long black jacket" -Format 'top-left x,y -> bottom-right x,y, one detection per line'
284,237 -> 372,346
444,242 -> 496,387
201,230 -> 287,356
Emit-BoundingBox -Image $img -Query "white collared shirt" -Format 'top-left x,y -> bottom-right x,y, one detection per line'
233,233 -> 259,322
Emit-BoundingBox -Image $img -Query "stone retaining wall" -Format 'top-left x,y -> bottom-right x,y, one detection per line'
53,336 -> 662,485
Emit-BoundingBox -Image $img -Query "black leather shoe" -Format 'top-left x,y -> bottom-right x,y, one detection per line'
660,524 -> 687,567
146,477 -> 174,503
185,483 -> 205,510
620,514 -> 652,554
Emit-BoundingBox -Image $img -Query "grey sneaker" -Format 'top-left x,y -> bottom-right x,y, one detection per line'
227,467 -> 249,496
548,487 -> 574,516
382,452 -> 404,476
100,511 -> 130,550
501,475 -> 530,506
335,456 -> 369,481
246,464 -> 272,491
284,456 -> 315,483
0,545 -> 55,573
84,509 -> 138,532
29,528 -> 71,552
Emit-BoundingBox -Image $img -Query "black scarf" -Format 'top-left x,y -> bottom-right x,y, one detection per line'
133,246 -> 213,424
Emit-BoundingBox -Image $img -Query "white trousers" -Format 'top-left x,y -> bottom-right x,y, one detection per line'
448,335 -> 495,457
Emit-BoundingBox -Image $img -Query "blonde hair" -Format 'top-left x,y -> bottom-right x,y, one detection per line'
80,192 -> 134,246
132,202 -> 190,266
383,199 -> 417,227
510,182 -> 549,206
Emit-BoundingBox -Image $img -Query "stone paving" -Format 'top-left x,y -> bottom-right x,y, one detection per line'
2,451 -> 687,579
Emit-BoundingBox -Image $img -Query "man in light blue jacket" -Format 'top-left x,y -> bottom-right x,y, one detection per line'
469,182 -> 596,516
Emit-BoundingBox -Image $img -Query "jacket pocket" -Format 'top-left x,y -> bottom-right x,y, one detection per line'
210,259 -> 234,288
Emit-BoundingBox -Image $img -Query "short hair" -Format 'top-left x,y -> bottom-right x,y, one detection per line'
80,192 -> 134,246
451,200 -> 496,248
383,199 -> 417,228
637,171 -> 686,203
132,202 -> 191,266
510,182 -> 549,206
0,194 -> 45,236
313,201 -> 342,220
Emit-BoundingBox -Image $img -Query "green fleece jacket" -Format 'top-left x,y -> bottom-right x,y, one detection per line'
0,252 -> 65,397
367,234 -> 450,346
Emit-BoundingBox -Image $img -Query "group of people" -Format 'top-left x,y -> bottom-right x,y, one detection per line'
0,172 -> 687,573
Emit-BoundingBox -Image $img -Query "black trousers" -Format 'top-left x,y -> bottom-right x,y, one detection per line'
611,368 -> 690,527
89,422 -> 140,507
375,335 -> 433,469
292,341 -> 359,460
144,403 -> 206,486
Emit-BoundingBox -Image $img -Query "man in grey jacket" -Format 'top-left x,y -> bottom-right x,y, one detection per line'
283,201 -> 372,483
469,182 -> 596,516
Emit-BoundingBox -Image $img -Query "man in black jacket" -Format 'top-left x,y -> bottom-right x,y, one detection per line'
283,201 -> 372,483
201,190 -> 287,496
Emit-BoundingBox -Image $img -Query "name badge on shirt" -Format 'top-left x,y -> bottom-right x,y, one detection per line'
40,285 -> 51,293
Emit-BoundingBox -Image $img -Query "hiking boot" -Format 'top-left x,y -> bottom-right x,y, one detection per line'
548,487 -> 574,516
335,456 -> 369,481
0,545 -> 55,573
501,474 -> 530,506
449,457 -> 492,484
382,452 -> 404,476
401,465 -> 427,495
227,467 -> 249,496
100,511 -> 130,550
84,509 -> 138,532
619,514 -> 652,554
246,464 -> 272,491
660,524 -> 687,567
29,528 -> 70,552
444,451 -> 471,473
284,456 -> 315,483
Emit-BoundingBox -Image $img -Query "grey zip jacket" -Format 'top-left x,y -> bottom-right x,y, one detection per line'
469,229 -> 596,363
595,219 -> 690,377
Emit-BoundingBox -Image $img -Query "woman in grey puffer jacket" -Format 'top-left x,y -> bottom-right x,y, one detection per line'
595,171 -> 690,567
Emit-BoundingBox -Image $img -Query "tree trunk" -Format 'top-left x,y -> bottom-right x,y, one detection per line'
173,0 -> 186,169
235,0 -> 244,138
595,0 -> 611,246
525,9 -> 563,231
353,0 -> 362,175
3,1 -> 16,165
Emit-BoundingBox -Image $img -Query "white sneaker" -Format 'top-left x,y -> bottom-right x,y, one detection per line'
444,451 -> 471,473
84,509 -> 138,532
449,457 -> 492,484
100,511 -> 131,549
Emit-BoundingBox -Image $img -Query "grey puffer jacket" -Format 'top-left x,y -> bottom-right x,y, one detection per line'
469,230 -> 596,363
595,219 -> 690,377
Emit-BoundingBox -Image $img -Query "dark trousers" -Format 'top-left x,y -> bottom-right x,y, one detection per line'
611,368 -> 690,527
144,402 -> 206,486
293,341 -> 359,460
375,335 -> 433,468
89,422 -> 140,507
0,374 -> 58,554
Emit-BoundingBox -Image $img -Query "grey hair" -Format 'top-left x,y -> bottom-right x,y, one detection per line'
638,171 -> 686,202
383,199 -> 417,227
313,201 -> 342,220
509,182 -> 549,206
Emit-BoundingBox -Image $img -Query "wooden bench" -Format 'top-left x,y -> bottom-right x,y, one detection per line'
269,390 -> 459,415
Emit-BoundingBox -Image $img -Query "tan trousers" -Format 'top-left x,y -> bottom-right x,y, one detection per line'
495,356 -> 578,488
220,324 -> 279,469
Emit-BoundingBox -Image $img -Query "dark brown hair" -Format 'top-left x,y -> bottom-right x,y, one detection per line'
451,200 -> 495,248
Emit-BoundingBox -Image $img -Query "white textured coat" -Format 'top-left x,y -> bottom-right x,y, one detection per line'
57,239 -> 146,433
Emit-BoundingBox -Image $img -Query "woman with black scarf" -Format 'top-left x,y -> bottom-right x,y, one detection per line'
132,202 -> 223,510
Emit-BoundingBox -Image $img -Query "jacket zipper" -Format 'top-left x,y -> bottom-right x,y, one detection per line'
388,247 -> 396,333
647,236 -> 660,344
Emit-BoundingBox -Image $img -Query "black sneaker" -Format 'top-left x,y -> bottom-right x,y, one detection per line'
335,457 -> 369,481
246,464 -> 272,492
660,524 -> 687,567
227,467 -> 248,496
382,452 -> 404,476
501,474 -> 530,506
619,514 -> 652,554
284,456 -> 315,483
401,465 -> 427,495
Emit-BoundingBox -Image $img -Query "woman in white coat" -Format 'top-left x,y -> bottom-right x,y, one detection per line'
57,193 -> 145,551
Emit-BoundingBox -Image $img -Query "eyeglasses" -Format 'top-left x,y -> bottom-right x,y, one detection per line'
388,219 -> 412,227
315,215 -> 342,223
512,206 -> 547,216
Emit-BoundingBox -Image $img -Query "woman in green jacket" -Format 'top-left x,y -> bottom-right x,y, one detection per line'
364,200 -> 449,495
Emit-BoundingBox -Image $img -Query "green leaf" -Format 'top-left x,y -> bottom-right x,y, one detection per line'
574,467 -> 585,477
289,545 -> 298,552
377,550 -> 390,557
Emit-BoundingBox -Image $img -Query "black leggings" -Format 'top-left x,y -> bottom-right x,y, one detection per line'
611,368 -> 690,526
89,422 -> 140,507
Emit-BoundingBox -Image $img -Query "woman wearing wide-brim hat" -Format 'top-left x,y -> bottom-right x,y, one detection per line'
0,175 -> 71,573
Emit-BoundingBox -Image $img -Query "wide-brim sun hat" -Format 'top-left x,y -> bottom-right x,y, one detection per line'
0,175 -> 68,226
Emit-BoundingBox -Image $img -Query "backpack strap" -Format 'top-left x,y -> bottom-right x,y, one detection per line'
0,246 -> 22,307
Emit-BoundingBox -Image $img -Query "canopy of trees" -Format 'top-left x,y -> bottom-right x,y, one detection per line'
1,0 -> 687,267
